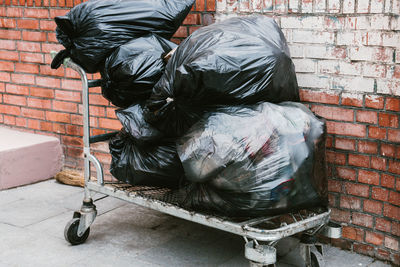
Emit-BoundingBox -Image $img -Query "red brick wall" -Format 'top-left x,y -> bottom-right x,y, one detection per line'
215,0 -> 399,264
0,0 -> 399,264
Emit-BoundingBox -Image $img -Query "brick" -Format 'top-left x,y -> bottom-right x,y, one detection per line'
386,98 -> 400,111
375,217 -> 391,232
363,63 -> 386,78
384,204 -> 400,220
46,111 -> 70,123
292,58 -> 315,73
39,65 -> 64,77
66,147 -> 83,158
6,7 -> 23,17
337,31 -> 364,46
328,179 -> 342,192
313,106 -> 354,122
4,115 -> 16,125
61,79 -> 83,91
17,19 -> 39,29
370,15 -> 390,30
53,100 -> 77,113
65,124 -> 83,136
47,32 -> 58,43
340,195 -> 361,210
55,91 -> 81,102
330,208 -> 351,222
342,226 -> 364,241
364,199 -> 383,214
0,40 -> 16,50
372,187 -> 389,201
21,107 -> 45,119
27,119 -> 40,130
341,93 -> 363,107
5,84 -> 28,95
22,31 -> 46,42
0,61 -> 14,72
381,174 -> 395,189
369,126 -> 386,139
41,43 -> 64,53
356,110 -> 378,124
345,182 -> 369,197
17,41 -> 41,52
371,157 -> 387,171
40,121 -> 52,132
342,0 -> 355,13
0,51 -> 19,61
349,47 -> 393,63
0,72 -> 11,82
19,52 -> 43,64
0,18 -> 16,28
327,121 -> 366,137
11,73 -> 35,85
35,76 -> 60,88
335,138 -> 356,151
352,212 -> 373,228
281,16 -> 324,29
173,26 -> 188,38
15,63 -> 39,74
0,104 -> 20,116
182,14 -> 201,25
365,231 -> 384,246
388,130 -> 400,143
24,8 -> 49,18
305,45 -> 346,60
15,117 -> 26,127
354,243 -> 374,257
206,0 -> 216,11
358,170 -> 380,185
27,98 -> 51,109
370,0 -> 384,13
358,141 -> 378,154
327,0 -> 340,13
53,122 -> 66,134
0,29 -> 21,40
39,20 -> 57,31
300,89 -> 340,104
332,77 -> 375,93
385,236 -> 399,251
388,191 -> 400,206
99,118 -> 121,130
388,158 -> 400,174
377,80 -> 400,96
3,94 -> 26,106
326,151 -> 347,165
379,113 -> 399,128
392,221 -> 400,236
337,167 -> 356,181
365,95 -> 384,109
30,87 -> 54,98
62,136 -> 83,147
293,30 -> 334,44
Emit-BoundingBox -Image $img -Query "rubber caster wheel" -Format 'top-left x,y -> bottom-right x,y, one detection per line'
64,218 -> 90,245
310,251 -> 324,267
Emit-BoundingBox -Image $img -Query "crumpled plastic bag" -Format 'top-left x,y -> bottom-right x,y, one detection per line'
115,104 -> 163,145
109,129 -> 183,188
51,0 -> 194,73
101,35 -> 177,108
176,102 -> 327,217
145,16 -> 299,137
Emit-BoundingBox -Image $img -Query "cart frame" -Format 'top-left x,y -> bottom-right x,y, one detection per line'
58,57 -> 342,267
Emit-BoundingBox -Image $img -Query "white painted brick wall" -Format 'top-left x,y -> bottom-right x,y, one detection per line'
216,0 -> 400,96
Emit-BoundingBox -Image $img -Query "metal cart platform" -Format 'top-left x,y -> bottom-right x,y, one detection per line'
57,57 -> 342,267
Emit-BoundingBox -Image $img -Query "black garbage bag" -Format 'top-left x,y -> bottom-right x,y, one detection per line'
115,104 -> 163,145
145,16 -> 299,137
51,0 -> 194,73
109,129 -> 183,188
101,35 -> 177,108
176,102 -> 327,217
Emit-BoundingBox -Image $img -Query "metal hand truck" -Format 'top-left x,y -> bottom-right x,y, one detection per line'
56,57 -> 342,267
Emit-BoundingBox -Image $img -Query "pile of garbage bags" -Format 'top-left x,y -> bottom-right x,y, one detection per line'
52,2 -> 327,217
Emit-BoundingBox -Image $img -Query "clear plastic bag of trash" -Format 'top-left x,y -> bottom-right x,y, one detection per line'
145,16 -> 299,137
51,0 -> 194,73
101,35 -> 177,108
176,102 -> 327,217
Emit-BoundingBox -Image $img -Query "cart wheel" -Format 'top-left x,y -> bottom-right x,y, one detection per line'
64,218 -> 90,245
310,250 -> 324,267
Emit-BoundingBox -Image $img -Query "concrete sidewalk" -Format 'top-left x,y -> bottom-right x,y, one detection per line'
0,180 -> 392,267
